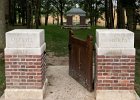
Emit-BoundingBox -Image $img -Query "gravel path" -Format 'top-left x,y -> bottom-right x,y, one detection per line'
44,66 -> 95,100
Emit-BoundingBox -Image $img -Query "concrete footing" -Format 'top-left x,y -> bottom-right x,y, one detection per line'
5,79 -> 48,100
96,90 -> 139,100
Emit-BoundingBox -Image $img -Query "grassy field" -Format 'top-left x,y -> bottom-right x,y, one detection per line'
41,25 -> 104,56
0,25 -> 140,97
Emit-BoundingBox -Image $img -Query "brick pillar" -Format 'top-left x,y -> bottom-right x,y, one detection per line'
80,16 -> 86,25
4,29 -> 47,100
95,29 -> 136,100
67,16 -> 72,25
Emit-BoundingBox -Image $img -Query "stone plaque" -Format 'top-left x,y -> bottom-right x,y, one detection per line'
6,29 -> 45,48
96,29 -> 134,48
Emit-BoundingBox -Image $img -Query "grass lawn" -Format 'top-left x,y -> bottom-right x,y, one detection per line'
41,25 -> 104,56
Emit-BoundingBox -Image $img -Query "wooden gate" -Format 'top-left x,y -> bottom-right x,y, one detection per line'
69,30 -> 93,92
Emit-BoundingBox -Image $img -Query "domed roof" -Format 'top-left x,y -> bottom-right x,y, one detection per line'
67,8 -> 86,14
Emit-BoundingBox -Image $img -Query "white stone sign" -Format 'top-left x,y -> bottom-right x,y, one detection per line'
96,29 -> 135,56
5,29 -> 46,55
6,29 -> 45,48
96,29 -> 134,48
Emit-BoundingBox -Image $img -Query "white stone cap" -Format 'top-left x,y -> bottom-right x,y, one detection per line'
96,29 -> 134,48
95,44 -> 135,56
5,43 -> 46,55
6,29 -> 45,48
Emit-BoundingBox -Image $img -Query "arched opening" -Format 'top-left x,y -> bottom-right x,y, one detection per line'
72,15 -> 80,26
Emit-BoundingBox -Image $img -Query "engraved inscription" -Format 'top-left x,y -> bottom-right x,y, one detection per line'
8,33 -> 35,48
99,33 -> 133,48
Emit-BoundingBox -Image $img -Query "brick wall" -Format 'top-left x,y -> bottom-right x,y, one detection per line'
95,55 -> 135,90
5,52 -> 46,89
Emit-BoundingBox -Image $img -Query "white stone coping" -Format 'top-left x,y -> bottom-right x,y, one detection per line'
6,29 -> 45,48
95,44 -> 135,56
95,90 -> 140,100
96,29 -> 134,48
5,79 -> 48,100
4,43 -> 46,55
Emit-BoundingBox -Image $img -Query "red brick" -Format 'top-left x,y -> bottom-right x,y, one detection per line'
114,59 -> 119,62
33,55 -> 41,58
27,73 -> 36,75
10,59 -> 20,61
119,87 -> 129,90
120,59 -> 130,62
128,56 -> 135,58
5,55 -> 12,58
103,80 -> 113,83
27,79 -> 36,82
26,66 -> 36,68
5,62 -> 12,64
19,76 -> 28,78
21,59 -> 25,61
96,59 -> 103,62
37,59 -> 41,61
96,87 -> 102,90
26,59 -> 36,61
127,63 -> 135,65
103,59 -> 113,62
6,76 -> 13,78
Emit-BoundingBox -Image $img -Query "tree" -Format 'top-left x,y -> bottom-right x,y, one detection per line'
105,0 -> 114,28
0,0 -> 6,49
52,0 -> 71,26
41,0 -> 53,25
35,0 -> 40,29
122,0 -> 136,31
27,0 -> 33,28
80,0 -> 105,26
117,0 -> 125,28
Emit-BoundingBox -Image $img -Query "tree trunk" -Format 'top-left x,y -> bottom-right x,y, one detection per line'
27,0 -> 32,28
45,14 -> 49,25
133,9 -> 137,31
21,1 -> 26,25
109,0 -> 114,28
38,0 -> 41,26
57,13 -> 59,25
95,0 -> 97,26
60,1 -> 63,26
35,0 -> 40,29
117,0 -> 125,28
5,0 -> 9,24
0,0 -> 6,49
105,0 -> 109,28
18,12 -> 21,24
9,0 -> 15,25
126,6 -> 134,31
60,11 -> 63,26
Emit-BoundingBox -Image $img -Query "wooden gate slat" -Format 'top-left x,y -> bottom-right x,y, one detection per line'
69,30 -> 93,92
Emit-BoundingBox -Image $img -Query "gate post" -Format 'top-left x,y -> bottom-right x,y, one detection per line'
95,29 -> 136,100
4,29 -> 47,100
